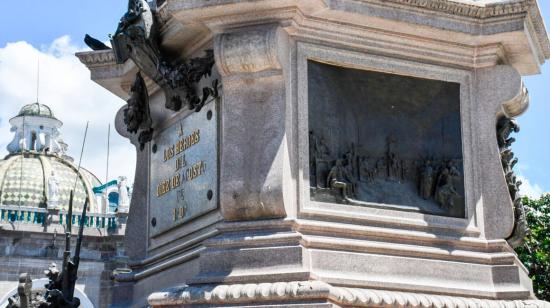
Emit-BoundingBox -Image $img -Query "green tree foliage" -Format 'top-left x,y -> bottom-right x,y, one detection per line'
515,195 -> 550,300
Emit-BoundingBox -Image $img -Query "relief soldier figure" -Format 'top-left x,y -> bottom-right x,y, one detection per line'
344,143 -> 359,178
359,156 -> 375,183
401,160 -> 410,181
327,159 -> 357,198
307,130 -> 464,216
316,136 -> 330,160
309,131 -> 318,182
389,153 -> 401,180
376,158 -> 386,178
310,133 -> 331,188
419,160 -> 435,199
435,161 -> 461,209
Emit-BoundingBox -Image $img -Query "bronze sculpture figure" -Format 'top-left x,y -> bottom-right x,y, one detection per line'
84,34 -> 110,51
497,116 -> 529,248
111,0 -> 218,112
105,0 -> 219,149
124,72 -> 153,150
6,192 -> 88,308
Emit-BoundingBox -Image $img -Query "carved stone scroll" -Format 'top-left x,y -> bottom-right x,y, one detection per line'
215,25 -> 283,76
213,25 -> 290,221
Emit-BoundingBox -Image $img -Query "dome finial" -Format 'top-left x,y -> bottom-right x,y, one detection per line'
35,56 -> 40,106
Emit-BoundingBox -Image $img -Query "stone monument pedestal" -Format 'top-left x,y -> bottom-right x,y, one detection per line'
78,0 -> 550,307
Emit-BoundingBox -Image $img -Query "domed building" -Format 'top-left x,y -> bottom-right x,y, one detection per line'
0,102 -> 129,214
0,103 -> 130,308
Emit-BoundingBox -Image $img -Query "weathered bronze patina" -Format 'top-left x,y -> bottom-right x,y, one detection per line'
107,0 -> 219,150
6,193 -> 87,308
149,100 -> 219,237
308,61 -> 465,217
497,116 -> 530,247
125,72 -> 153,150
83,34 -> 110,51
111,0 -> 218,112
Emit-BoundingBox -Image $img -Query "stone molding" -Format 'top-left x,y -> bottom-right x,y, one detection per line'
206,223 -> 517,266
76,0 -> 550,97
160,0 -> 549,60
375,0 -> 547,61
365,0 -> 535,19
148,281 -> 549,307
113,229 -> 219,283
114,246 -> 202,282
161,0 -> 548,74
76,50 -> 116,68
161,0 -> 536,20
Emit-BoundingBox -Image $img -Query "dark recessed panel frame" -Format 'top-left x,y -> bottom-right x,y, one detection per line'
307,60 -> 465,218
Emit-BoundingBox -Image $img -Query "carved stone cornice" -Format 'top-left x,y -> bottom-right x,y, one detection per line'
157,0 -> 548,74
148,281 -> 549,307
160,0 -> 536,21
78,0 -> 549,98
333,0 -> 549,62
76,50 -> 117,68
367,0 -> 549,60
365,0 -> 535,19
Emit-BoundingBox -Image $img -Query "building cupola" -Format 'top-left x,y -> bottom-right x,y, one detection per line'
6,102 -> 65,155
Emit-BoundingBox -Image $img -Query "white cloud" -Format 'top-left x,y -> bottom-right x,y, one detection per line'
517,175 -> 545,199
0,36 -> 135,185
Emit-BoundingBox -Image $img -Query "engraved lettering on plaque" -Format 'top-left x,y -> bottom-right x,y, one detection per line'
149,100 -> 218,236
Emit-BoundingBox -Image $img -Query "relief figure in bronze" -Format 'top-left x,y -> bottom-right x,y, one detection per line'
308,61 -> 465,217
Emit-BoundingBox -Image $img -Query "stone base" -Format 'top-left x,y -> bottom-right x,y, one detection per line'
112,218 -> 542,307
148,281 -> 549,308
78,1 -> 550,308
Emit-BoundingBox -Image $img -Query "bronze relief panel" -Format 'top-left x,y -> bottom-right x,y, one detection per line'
308,61 -> 465,218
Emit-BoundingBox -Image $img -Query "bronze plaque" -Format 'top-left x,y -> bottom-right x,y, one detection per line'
149,100 -> 218,237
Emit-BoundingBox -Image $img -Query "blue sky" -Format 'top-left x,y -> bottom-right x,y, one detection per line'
0,1 -> 126,48
514,0 -> 550,197
0,1 -> 132,184
0,1 -> 549,197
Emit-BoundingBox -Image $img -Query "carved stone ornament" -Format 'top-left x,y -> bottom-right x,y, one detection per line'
148,280 -> 550,308
497,116 -> 529,248
111,0 -> 218,113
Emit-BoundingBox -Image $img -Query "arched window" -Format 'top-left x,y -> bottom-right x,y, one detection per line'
30,131 -> 37,151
